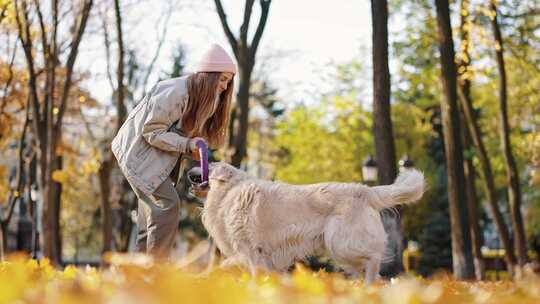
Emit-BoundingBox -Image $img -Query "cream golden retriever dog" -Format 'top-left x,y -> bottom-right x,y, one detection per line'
200,162 -> 425,284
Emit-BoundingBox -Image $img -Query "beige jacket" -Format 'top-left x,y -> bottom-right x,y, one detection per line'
111,75 -> 191,197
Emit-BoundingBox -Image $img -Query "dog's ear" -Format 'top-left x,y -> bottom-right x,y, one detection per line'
209,165 -> 232,182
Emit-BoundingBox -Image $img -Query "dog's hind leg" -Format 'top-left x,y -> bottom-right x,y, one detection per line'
323,214 -> 385,284
364,258 -> 381,285
323,217 -> 364,277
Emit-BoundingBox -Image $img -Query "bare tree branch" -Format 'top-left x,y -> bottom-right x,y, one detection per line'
2,96 -> 30,226
0,43 -> 17,117
78,107 -> 97,144
507,43 -> 540,74
114,0 -> 126,130
33,0 -> 53,136
51,0 -> 59,85
14,0 -> 42,137
501,8 -> 540,19
101,4 -> 116,90
55,0 -> 94,134
58,2 -> 73,25
250,0 -> 271,61
240,0 -> 255,44
54,37 -> 71,58
0,2 -> 8,25
140,4 -> 173,95
213,0 -> 238,57
32,0 -> 50,65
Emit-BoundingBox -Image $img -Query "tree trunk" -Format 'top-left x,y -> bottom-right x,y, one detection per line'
457,85 -> 517,273
457,1 -> 484,280
455,1 -> 517,269
54,155 -> 63,261
463,148 -> 484,281
114,0 -> 127,129
42,0 -> 61,265
434,0 -> 475,279
371,0 -> 402,277
214,0 -> 271,168
461,110 -> 485,280
42,122 -> 60,265
489,0 -> 527,266
230,61 -> 252,167
98,162 -> 113,253
0,223 -> 6,260
117,191 -> 136,252
14,0 -> 94,265
0,105 -> 30,258
98,0 -> 126,254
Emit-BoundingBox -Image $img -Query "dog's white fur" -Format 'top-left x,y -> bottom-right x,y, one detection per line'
201,162 -> 425,284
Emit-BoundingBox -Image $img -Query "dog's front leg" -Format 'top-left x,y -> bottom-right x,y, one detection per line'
245,252 -> 273,277
219,256 -> 241,269
248,259 -> 258,277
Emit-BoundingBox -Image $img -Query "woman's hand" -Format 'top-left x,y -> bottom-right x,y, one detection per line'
187,137 -> 207,160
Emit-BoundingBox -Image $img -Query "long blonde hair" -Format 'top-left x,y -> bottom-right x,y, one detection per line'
182,72 -> 234,148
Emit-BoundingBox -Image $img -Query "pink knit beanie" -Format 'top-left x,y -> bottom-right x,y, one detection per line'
195,44 -> 237,74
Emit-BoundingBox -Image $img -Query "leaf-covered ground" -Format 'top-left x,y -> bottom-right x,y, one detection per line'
1,254 -> 539,304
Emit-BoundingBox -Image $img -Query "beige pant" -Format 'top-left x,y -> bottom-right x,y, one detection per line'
132,178 -> 182,260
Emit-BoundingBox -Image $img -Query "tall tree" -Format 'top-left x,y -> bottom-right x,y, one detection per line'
461,111 -> 485,280
458,0 -> 483,281
94,2 -> 173,254
489,0 -> 528,266
0,101 -> 30,259
434,0 -> 475,279
456,0 -> 517,275
214,0 -> 271,167
97,0 -> 126,254
370,0 -> 402,277
14,0 -> 94,265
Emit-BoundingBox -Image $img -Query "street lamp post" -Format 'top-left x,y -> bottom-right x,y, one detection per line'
398,154 -> 415,173
363,154 -> 416,182
362,155 -> 378,184
29,185 -> 40,259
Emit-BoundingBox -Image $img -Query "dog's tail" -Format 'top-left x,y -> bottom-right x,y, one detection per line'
366,169 -> 425,210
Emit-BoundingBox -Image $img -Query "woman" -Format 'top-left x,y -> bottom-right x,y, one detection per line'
111,44 -> 236,260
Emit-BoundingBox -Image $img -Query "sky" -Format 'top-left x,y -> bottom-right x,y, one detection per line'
78,0 -> 374,111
